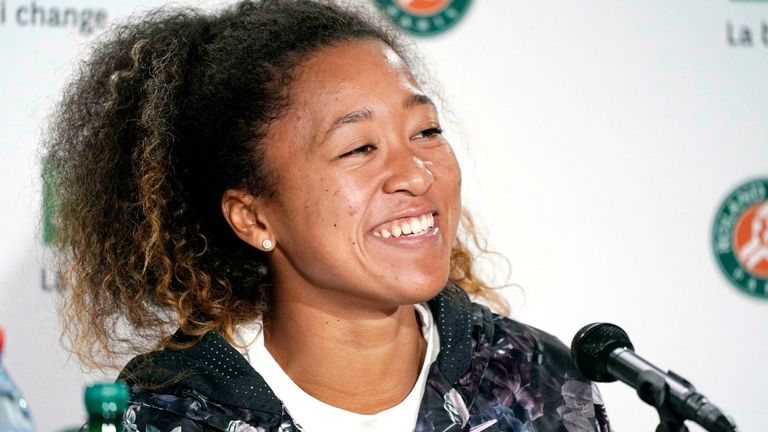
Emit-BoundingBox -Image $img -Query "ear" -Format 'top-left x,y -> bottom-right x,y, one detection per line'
221,188 -> 275,251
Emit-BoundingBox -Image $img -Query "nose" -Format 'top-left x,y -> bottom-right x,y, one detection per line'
382,147 -> 433,196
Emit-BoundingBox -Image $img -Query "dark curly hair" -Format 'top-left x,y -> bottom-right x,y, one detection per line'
44,0 -> 506,370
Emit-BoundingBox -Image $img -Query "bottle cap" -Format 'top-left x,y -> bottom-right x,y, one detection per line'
84,382 -> 129,416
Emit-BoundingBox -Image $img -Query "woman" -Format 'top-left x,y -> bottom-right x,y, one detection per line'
44,1 -> 611,431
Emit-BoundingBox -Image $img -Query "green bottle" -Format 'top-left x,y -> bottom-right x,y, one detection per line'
84,382 -> 129,432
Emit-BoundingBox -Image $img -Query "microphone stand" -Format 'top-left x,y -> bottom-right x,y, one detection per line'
610,351 -> 737,432
635,370 -> 688,432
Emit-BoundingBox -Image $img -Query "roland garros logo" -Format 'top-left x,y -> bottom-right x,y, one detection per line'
712,178 -> 768,299
375,0 -> 472,36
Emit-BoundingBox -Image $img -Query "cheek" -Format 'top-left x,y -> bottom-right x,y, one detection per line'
433,148 -> 462,237
300,173 -> 373,230
433,147 -> 462,196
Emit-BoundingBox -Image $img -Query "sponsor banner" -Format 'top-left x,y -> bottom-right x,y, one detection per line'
712,178 -> 768,299
374,0 -> 471,36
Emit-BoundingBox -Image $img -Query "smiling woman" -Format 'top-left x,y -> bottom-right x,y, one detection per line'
43,1 -> 611,431
229,40 -> 463,314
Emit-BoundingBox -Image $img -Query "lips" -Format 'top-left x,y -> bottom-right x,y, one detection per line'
372,211 -> 435,238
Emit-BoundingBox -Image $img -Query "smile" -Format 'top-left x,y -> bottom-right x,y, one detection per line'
372,212 -> 435,238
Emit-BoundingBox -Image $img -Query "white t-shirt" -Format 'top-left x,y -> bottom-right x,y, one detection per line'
236,304 -> 440,432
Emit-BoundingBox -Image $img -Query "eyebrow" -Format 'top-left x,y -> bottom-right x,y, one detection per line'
326,108 -> 373,136
403,93 -> 436,110
323,93 -> 437,138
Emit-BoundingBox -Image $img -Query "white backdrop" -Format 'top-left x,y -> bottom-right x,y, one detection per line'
0,1 -> 766,431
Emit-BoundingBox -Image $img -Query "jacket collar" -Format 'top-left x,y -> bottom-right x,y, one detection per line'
121,284 -> 475,415
426,283 -> 474,385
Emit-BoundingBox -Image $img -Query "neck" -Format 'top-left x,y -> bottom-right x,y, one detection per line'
264,287 -> 427,414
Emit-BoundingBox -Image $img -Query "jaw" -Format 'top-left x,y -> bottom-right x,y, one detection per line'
361,229 -> 452,295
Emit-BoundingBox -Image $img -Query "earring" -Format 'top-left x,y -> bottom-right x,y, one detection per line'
262,239 -> 274,250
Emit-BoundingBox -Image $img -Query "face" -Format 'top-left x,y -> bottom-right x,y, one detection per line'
257,40 -> 461,310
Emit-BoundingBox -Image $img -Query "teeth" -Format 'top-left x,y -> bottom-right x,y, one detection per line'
392,225 -> 402,237
401,222 -> 412,235
411,219 -> 422,233
374,212 -> 435,238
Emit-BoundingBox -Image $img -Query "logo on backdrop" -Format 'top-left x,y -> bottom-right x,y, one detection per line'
712,178 -> 768,299
0,1 -> 108,35
374,0 -> 471,37
726,0 -> 768,48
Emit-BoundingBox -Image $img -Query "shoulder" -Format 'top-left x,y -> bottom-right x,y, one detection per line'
485,309 -> 578,378
118,332 -> 288,431
467,303 -> 613,431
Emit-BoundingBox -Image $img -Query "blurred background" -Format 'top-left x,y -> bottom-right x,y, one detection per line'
0,0 -> 766,430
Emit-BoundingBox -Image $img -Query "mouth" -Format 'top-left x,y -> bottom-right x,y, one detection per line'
371,211 -> 436,239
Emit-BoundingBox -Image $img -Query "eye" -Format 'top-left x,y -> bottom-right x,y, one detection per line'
413,127 -> 443,139
339,144 -> 376,158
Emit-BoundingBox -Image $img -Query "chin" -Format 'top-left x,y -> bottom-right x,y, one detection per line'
391,273 -> 449,306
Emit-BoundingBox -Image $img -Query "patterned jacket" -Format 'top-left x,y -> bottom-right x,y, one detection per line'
119,287 -> 612,432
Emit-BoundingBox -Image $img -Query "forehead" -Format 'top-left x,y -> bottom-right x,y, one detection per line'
287,39 -> 421,115
263,39 -> 427,155
295,39 -> 414,89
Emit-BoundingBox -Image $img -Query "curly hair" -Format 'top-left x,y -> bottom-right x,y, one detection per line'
43,0 -> 507,370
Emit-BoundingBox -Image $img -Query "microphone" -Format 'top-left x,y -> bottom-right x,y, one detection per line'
571,323 -> 738,432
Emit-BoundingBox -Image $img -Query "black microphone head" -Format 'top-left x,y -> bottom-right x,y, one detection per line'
571,323 -> 635,383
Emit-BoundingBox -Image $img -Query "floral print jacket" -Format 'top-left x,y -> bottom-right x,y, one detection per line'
119,287 -> 612,432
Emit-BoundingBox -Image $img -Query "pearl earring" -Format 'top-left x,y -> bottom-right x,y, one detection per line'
262,239 -> 273,250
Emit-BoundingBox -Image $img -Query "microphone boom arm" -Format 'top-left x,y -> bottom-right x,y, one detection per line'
609,347 -> 692,432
